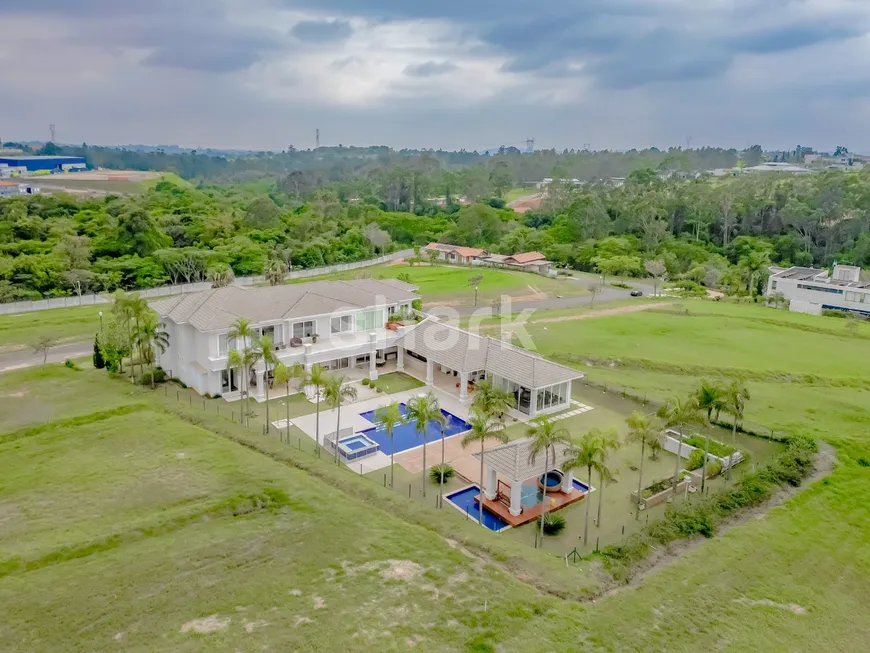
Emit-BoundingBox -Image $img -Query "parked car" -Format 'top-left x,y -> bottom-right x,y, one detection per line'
630,290 -> 643,297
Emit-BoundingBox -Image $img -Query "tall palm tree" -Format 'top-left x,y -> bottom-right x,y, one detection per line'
137,311 -> 170,389
433,409 -> 449,506
226,350 -> 245,424
563,428 -> 616,545
461,408 -> 509,525
723,378 -> 750,478
272,362 -> 296,443
227,347 -> 257,426
406,392 -> 441,497
324,374 -> 358,463
374,401 -> 404,488
472,379 -> 516,421
656,395 -> 704,497
696,378 -> 726,423
308,363 -> 328,457
526,415 -> 569,541
227,318 -> 255,424
254,335 -> 278,433
112,290 -> 147,383
595,428 -> 620,527
626,411 -> 657,520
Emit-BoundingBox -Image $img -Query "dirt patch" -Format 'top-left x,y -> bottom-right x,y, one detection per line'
289,589 -> 302,596
313,596 -> 326,609
600,441 -> 836,599
381,559 -> 423,581
180,615 -> 231,634
532,302 -> 672,324
734,597 -> 807,615
0,391 -> 28,398
244,620 -> 268,633
294,616 -> 313,627
508,193 -> 544,213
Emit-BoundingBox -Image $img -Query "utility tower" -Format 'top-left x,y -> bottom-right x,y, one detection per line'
315,129 -> 320,148
49,124 -> 56,143
525,137 -> 535,154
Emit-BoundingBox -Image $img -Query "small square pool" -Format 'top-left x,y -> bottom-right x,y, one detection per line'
329,434 -> 380,461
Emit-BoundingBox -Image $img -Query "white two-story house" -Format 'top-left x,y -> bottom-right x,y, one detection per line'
150,278 -> 419,399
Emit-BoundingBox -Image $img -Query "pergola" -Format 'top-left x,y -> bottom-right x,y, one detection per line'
472,436 -> 579,518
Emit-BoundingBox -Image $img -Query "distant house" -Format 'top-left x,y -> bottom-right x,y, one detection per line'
477,251 -> 552,275
423,243 -> 488,265
766,263 -> 869,316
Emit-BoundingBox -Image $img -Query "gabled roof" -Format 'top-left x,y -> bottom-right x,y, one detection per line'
507,251 -> 547,264
472,436 -> 575,482
149,279 -> 419,331
424,242 -> 486,258
397,317 -> 582,389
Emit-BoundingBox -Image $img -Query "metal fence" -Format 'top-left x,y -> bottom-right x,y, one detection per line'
0,249 -> 414,315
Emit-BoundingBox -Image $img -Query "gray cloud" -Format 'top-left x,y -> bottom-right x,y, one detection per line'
290,19 -> 353,43
404,61 -> 458,77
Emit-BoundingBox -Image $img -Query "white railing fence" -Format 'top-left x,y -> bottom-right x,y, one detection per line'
0,249 -> 414,315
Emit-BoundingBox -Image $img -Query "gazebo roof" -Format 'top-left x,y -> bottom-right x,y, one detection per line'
472,436 -> 574,482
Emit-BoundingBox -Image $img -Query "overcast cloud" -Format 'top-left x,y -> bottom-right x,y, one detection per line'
1,0 -> 869,152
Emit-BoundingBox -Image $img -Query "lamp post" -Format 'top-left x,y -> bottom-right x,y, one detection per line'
98,311 -> 103,335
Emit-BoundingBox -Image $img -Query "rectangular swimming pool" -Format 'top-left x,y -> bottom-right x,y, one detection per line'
359,403 -> 471,455
445,485 -> 510,532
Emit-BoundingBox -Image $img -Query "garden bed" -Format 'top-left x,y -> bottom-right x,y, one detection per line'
632,473 -> 693,510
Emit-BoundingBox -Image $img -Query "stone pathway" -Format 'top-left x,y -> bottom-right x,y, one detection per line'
550,400 -> 593,422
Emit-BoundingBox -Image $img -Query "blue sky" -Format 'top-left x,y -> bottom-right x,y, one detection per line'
1,0 -> 869,152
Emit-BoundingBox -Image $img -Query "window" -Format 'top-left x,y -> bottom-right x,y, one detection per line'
331,315 -> 353,333
356,309 -> 380,332
797,284 -> 843,295
846,291 -> 869,304
771,281 -> 777,290
293,321 -> 315,338
218,334 -> 228,356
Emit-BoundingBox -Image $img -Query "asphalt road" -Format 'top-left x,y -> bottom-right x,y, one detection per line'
0,342 -> 93,373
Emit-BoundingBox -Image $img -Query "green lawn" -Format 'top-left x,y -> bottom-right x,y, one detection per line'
0,304 -> 104,352
504,186 -> 537,202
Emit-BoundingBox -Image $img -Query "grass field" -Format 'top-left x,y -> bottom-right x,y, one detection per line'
0,304 -> 103,353
4,300 -> 870,651
504,187 -> 538,202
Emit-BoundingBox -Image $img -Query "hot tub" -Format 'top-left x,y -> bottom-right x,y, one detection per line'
330,434 -> 380,461
537,470 -> 564,493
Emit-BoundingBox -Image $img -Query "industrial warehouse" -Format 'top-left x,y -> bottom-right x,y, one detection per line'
0,155 -> 87,176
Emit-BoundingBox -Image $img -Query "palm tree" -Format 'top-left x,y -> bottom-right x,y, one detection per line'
472,379 -> 516,421
226,350 -> 245,424
526,415 -> 569,541
723,378 -> 750,478
374,401 -> 404,488
324,374 -> 358,463
112,291 -> 147,383
137,312 -> 170,389
594,428 -> 620,528
626,411 -> 657,520
433,409 -> 449,506
461,408 -> 509,525
656,395 -> 704,497
227,318 -> 255,423
563,428 -> 616,546
254,335 -> 278,433
308,363 -> 328,457
406,392 -> 441,497
227,347 -> 257,426
696,379 -> 726,423
272,361 -> 304,443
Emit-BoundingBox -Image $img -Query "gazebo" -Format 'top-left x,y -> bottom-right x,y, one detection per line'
472,436 -> 591,527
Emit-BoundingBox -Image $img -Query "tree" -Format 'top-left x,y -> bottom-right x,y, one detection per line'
461,408 -> 509,525
113,291 -> 147,384
227,317 -> 256,425
644,259 -> 667,297
526,416 -> 569,541
406,392 -> 441,497
695,379 -> 726,491
324,374 -> 358,463
272,361 -> 305,443
626,411 -> 657,520
33,336 -> 56,364
374,401 -> 405,488
244,197 -> 283,230
588,281 -> 600,304
255,335 -> 278,432
468,274 -> 484,307
308,363 -> 328,455
92,334 -> 105,369
472,378 -> 516,420
723,378 -> 750,478
137,311 -> 170,388
563,428 -> 617,545
656,395 -> 704,496
264,259 -> 287,286
208,263 -> 234,288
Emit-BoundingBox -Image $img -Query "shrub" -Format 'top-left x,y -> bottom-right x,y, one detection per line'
858,457 -> 870,468
376,387 -> 384,393
706,460 -> 723,477
611,282 -> 631,289
92,336 -> 105,369
361,378 -> 370,386
64,359 -> 82,371
141,367 -> 167,386
429,463 -> 455,483
684,435 -> 736,457
687,448 -> 706,471
538,512 -> 567,536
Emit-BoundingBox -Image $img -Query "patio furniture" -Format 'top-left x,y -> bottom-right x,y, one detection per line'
289,337 -> 303,348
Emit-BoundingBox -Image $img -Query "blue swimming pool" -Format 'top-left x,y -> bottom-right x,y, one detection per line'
445,485 -> 510,532
328,434 -> 380,462
520,477 -> 590,508
359,403 -> 471,455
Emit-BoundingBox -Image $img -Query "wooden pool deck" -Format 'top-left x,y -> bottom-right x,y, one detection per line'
476,487 -> 590,528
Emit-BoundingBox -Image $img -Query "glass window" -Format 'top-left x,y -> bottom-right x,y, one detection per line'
356,310 -> 380,332
331,315 -> 353,333
218,334 -> 228,355
293,321 -> 315,338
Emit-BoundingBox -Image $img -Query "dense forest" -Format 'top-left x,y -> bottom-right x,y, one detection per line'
1,157 -> 868,302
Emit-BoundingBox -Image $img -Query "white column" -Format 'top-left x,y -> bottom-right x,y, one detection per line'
561,468 -> 575,494
484,465 -> 498,500
509,481 -> 523,517
368,332 -> 378,381
255,370 -> 265,400
529,389 -> 538,418
425,359 -> 434,385
459,371 -> 469,402
396,346 -> 404,371
303,343 -> 313,371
